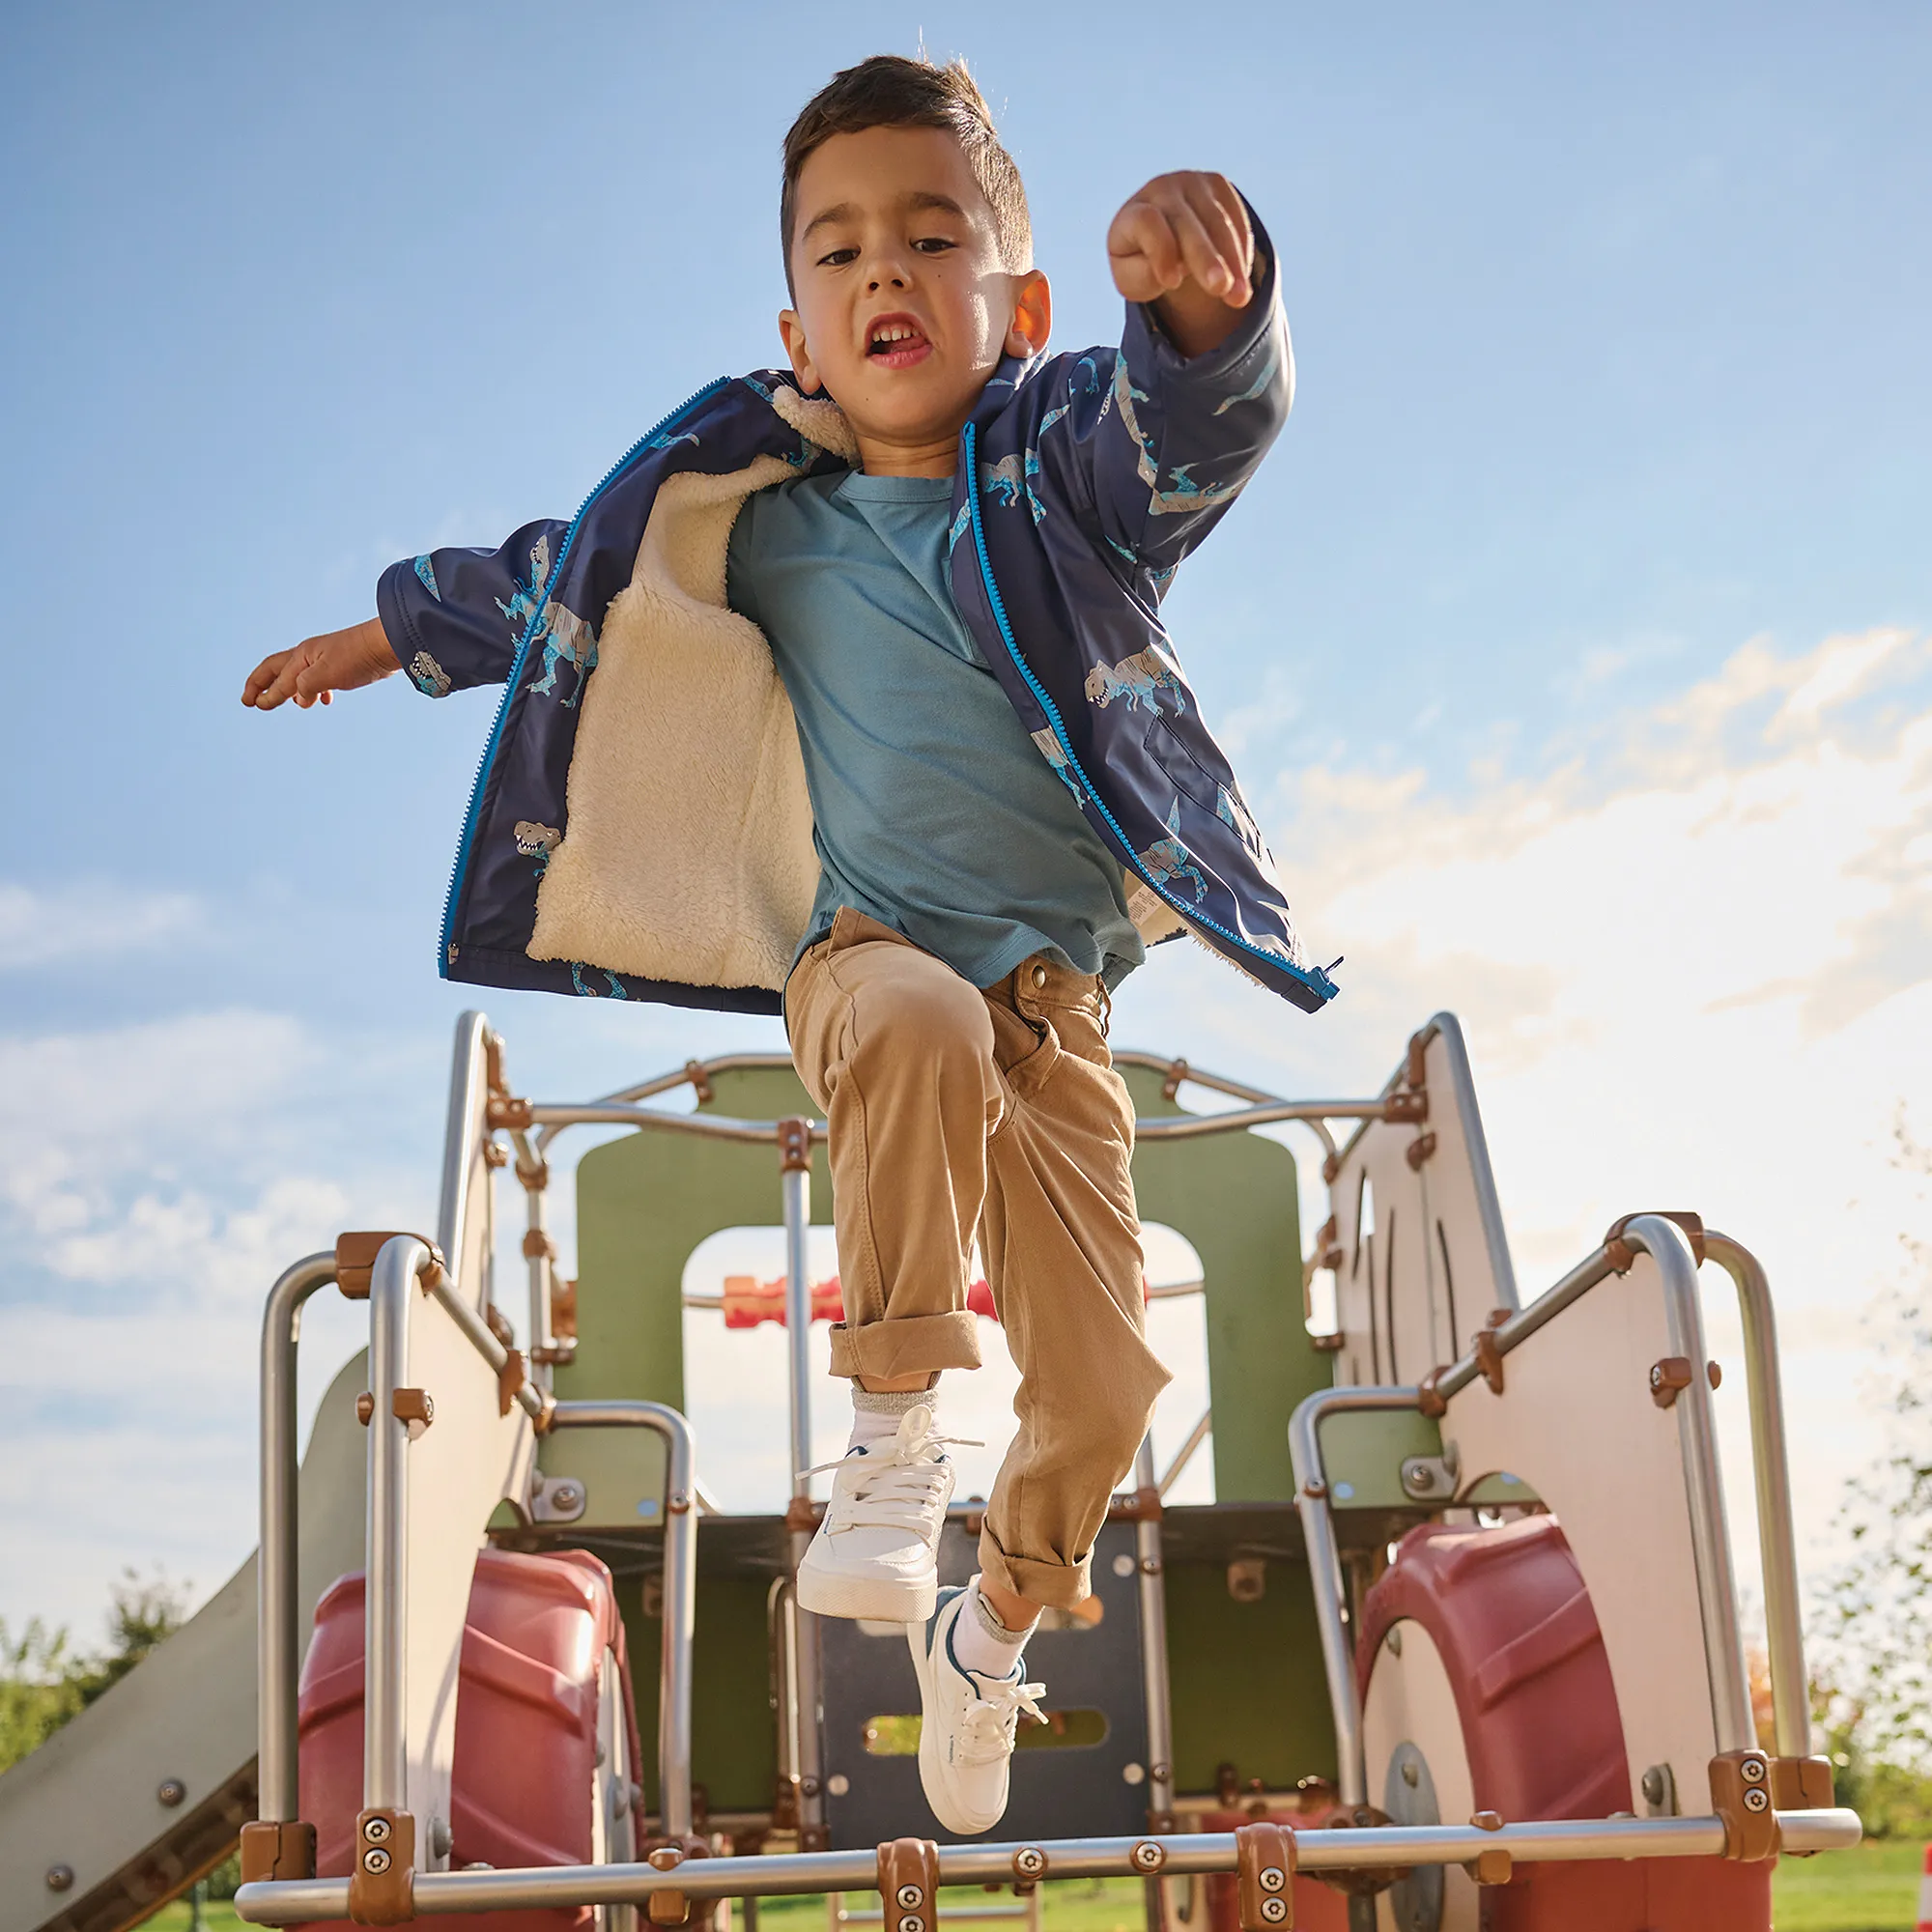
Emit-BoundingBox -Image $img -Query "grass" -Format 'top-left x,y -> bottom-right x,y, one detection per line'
140,1846 -> 1926,1932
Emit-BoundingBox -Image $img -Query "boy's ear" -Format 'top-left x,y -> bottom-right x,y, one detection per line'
1004,270 -> 1052,359
779,309 -> 823,395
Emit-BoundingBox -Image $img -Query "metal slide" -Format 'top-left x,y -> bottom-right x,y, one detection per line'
0,1356 -> 371,1932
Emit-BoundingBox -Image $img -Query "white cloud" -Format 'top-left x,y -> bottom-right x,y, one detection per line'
0,880 -> 200,971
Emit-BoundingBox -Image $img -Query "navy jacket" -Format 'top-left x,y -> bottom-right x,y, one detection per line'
378,221 -> 1338,1017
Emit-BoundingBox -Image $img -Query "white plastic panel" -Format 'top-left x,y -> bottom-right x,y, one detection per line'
1441,1251 -> 1717,1810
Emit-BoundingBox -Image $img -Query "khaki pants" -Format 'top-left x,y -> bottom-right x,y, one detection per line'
785,908 -> 1170,1607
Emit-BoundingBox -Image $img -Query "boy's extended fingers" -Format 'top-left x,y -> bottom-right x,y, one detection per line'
1110,199 -> 1184,294
1163,195 -> 1238,299
242,649 -> 292,706
1188,175 -> 1255,299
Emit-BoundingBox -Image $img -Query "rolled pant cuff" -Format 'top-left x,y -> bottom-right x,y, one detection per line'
827,1311 -> 982,1380
978,1527 -> 1094,1610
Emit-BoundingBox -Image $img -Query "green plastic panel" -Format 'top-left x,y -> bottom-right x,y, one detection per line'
1164,1560 -> 1337,1791
1320,1409 -> 1444,1511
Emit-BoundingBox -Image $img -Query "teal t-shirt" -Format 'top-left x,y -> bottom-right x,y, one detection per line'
725,469 -> 1144,990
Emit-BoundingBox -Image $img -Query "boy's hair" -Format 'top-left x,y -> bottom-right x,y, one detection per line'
781,55 -> 1032,298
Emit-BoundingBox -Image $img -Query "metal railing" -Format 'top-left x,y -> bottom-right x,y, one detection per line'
235,1806 -> 1861,1920
1288,1214 -> 1807,1804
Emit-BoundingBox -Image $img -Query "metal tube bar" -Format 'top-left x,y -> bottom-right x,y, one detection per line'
1703,1231 -> 1809,1760
525,1179 -> 556,1371
1430,1245 -> 1618,1404
532,1103 -> 820,1145
1133,1437 -> 1176,1827
1144,1278 -> 1205,1301
365,1236 -> 429,1812
438,1014 -> 492,1292
547,1401 -> 697,1838
1156,1409 -> 1212,1498
1132,1100 -> 1385,1142
236,1808 -> 1863,1920
1625,1216 -> 1755,1755
258,1253 -> 339,1824
780,1156 -> 825,1842
1288,1385 -> 1423,1805
426,1274 -> 549,1425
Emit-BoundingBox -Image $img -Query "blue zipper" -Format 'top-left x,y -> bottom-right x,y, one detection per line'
437,377 -> 733,975
962,420 -> 1337,1005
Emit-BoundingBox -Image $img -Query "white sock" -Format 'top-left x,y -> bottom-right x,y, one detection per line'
848,1382 -> 935,1451
951,1575 -> 1037,1680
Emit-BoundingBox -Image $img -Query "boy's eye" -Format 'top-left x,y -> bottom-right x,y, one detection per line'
816,246 -> 860,268
913,236 -> 956,254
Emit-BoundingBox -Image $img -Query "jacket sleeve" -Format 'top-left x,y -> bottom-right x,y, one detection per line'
1077,200 -> 1293,579
375,518 -> 570,696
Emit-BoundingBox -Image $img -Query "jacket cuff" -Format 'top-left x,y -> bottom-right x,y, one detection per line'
1124,197 -> 1283,384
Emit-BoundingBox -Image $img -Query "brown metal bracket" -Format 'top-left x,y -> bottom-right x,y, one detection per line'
1650,1357 -> 1694,1408
522,1228 -> 557,1262
1404,1131 -> 1437,1172
778,1118 -> 812,1175
1312,1804 -> 1402,1899
1464,1810 -> 1511,1886
1770,1754 -> 1835,1809
1417,1367 -> 1450,1419
486,1094 -> 533,1132
239,1820 -> 316,1885
684,1059 -> 716,1104
1321,1151 -> 1342,1184
497,1350 -> 527,1418
335,1233 -> 443,1300
1605,1209 -> 1706,1273
1108,1485 -> 1164,1524
391,1388 -> 434,1435
1235,1819 -> 1296,1926
1473,1327 -> 1505,1397
643,1837 -> 711,1926
878,1837 -> 941,1932
784,1495 -> 825,1534
1161,1057 -> 1190,1101
484,1303 -> 515,1348
346,1807 -> 414,1924
1406,1031 -> 1429,1090
530,1389 -> 557,1435
482,1140 -> 509,1170
1709,1750 -> 1780,1861
1382,1089 -> 1428,1125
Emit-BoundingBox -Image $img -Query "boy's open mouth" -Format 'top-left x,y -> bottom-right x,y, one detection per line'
866,313 -> 931,369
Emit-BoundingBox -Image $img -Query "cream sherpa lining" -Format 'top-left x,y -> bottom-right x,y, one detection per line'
530,385 -> 1174,989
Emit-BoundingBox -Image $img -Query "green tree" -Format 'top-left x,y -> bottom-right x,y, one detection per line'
0,1569 -> 189,1776
1817,1113 -> 1932,1787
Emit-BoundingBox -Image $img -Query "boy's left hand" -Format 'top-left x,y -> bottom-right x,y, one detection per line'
1108,172 -> 1256,356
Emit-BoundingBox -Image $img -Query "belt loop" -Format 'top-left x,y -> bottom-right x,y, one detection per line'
1096,978 -> 1113,1037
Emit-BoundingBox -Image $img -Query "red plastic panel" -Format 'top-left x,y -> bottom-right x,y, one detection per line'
1355,1515 -> 1771,1930
298,1547 -> 639,1932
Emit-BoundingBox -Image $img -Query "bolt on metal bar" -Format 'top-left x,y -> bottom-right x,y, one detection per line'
235,1807 -> 1863,1920
1703,1231 -> 1808,1762
547,1401 -> 698,1839
1287,1384 -> 1425,1806
258,1253 -> 340,1825
364,1236 -> 430,1813
1132,1437 -> 1176,1826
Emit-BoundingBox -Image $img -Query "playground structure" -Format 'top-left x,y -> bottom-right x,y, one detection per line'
1,1010 -> 1862,1932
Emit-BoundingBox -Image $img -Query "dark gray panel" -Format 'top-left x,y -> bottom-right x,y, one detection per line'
816,1521 -> 1151,1847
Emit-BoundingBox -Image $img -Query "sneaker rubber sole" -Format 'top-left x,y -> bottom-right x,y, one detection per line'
796,1558 -> 937,1624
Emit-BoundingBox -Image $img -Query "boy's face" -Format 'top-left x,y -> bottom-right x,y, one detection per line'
780,126 -> 1049,458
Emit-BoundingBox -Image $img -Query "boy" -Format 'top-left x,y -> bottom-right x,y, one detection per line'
244,55 -> 1334,1836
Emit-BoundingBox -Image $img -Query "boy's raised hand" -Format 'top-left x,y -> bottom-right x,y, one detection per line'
242,617 -> 398,711
1108,171 -> 1256,356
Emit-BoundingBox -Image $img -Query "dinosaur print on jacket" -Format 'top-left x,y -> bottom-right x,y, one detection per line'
1137,801 -> 1208,904
980,448 -> 1045,525
1084,646 -> 1185,717
408,651 -> 451,698
413,555 -> 440,601
497,535 -> 601,707
1112,355 -> 1240,518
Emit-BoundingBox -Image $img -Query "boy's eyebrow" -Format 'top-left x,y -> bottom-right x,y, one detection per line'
798,189 -> 973,248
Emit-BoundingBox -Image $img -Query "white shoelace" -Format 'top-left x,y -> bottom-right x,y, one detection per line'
959,1676 -> 1047,1764
797,1406 -> 981,1539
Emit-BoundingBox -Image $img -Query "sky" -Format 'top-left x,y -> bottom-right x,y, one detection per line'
2,3 -> 1928,1652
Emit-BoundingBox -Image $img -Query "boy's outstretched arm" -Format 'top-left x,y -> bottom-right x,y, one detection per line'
241,516 -> 569,711
1060,172 -> 1293,581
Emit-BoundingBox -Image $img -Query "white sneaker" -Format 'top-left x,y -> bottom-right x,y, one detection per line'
795,1405 -> 964,1622
908,1585 -> 1045,1836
